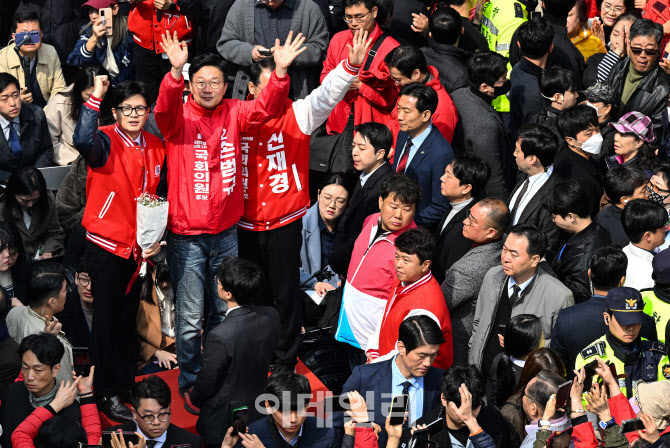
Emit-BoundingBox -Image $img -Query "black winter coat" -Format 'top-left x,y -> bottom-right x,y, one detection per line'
422,40 -> 470,94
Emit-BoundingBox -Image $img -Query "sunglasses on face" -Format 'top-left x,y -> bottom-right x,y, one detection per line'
630,47 -> 659,56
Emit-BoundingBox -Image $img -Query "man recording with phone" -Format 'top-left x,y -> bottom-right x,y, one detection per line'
575,287 -> 670,399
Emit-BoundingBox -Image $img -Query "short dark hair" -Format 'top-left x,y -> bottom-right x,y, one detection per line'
526,370 -> 565,416
629,18 -> 663,46
28,263 -> 66,308
0,73 -> 20,94
250,58 -> 276,85
189,53 -> 230,82
344,0 -> 376,10
13,10 -> 40,31
544,178 -> 591,219
380,174 -> 422,208
451,157 -> 491,198
467,52 -> 508,89
3,167 -> 49,224
76,255 -> 89,275
265,372 -> 311,412
653,163 -> 670,186
131,375 -> 172,410
605,165 -> 647,205
110,81 -> 151,109
517,125 -> 558,168
18,333 -> 64,368
34,415 -> 87,448
508,223 -> 547,258
441,365 -> 484,408
540,67 -> 578,100
395,228 -> 436,264
556,104 -> 599,140
216,257 -> 264,305
354,122 -> 393,160
399,83 -> 438,115
320,173 -> 347,191
477,198 -> 511,236
375,0 -> 394,25
518,17 -> 554,59
622,199 -> 668,243
429,6 -> 463,46
398,315 -> 446,352
384,45 -> 428,78
590,246 -> 628,291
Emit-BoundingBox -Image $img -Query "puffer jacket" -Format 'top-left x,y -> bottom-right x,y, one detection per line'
607,58 -> 670,141
571,26 -> 606,62
551,222 -> 610,304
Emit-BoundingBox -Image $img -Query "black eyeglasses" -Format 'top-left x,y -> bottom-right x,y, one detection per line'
116,106 -> 149,116
137,412 -> 171,423
630,47 -> 659,56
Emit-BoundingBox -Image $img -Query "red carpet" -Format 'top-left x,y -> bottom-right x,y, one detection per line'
99,360 -> 331,434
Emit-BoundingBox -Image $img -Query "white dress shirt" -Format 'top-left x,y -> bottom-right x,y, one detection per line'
509,166 -> 554,225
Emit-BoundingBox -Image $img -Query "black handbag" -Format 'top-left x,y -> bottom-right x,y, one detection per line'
308,33 -> 389,173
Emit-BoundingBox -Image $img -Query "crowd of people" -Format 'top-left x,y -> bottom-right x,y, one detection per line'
4,0 -> 670,447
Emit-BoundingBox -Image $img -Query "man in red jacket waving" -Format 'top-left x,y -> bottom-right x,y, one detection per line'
154,31 -> 306,412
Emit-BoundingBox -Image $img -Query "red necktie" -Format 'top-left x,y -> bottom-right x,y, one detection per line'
396,138 -> 413,173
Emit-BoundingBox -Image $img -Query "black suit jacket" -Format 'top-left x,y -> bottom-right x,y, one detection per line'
393,127 -> 454,229
106,422 -> 202,447
329,162 -> 393,276
0,102 -> 53,182
235,416 -> 337,448
190,305 -> 280,444
553,145 -> 603,218
507,171 -> 566,260
551,295 -> 658,374
338,359 -> 444,447
55,289 -> 91,348
432,201 -> 475,285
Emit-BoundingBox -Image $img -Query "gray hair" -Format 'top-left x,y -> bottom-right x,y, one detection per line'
629,18 -> 664,46
584,82 -> 617,105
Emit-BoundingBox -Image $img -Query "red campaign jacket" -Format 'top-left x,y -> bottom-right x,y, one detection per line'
642,0 -> 670,50
154,70 -> 290,235
128,0 -> 194,53
367,273 -> 454,369
239,60 -> 360,231
389,66 -> 458,144
320,24 -> 399,134
76,96 -> 166,259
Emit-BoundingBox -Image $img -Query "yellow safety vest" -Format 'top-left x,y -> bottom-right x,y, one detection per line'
642,289 -> 670,344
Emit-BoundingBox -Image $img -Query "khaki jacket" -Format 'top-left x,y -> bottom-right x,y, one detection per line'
0,43 -> 66,103
44,85 -> 79,165
136,289 -> 175,370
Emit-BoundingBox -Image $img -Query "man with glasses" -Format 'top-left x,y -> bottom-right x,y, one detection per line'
73,76 -> 165,422
320,0 -> 399,136
236,30 -> 370,369
55,257 -> 93,348
107,375 -> 202,447
154,32 -> 304,415
605,18 -> 670,138
217,0 -> 328,101
468,224 -> 574,369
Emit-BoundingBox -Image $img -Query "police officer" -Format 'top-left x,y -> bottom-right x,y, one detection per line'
575,287 -> 670,399
480,0 -> 532,113
642,249 -> 670,344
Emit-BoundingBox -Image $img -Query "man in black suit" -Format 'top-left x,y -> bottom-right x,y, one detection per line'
0,73 -> 53,183
508,124 -> 565,260
329,122 -> 393,276
190,256 -> 281,446
107,376 -> 202,447
393,83 -> 454,230
339,315 -> 446,447
225,372 -> 336,448
55,257 -> 93,348
550,246 -> 657,374
433,156 -> 490,284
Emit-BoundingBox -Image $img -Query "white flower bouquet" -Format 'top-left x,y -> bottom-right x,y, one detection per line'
136,192 -> 169,277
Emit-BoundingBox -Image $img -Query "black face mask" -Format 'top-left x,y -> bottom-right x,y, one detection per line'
493,79 -> 511,97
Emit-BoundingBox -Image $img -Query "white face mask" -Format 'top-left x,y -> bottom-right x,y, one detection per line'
586,101 -> 607,117
571,132 -> 603,155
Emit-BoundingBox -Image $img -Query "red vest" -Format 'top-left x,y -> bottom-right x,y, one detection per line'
83,124 -> 166,259
238,100 -> 311,231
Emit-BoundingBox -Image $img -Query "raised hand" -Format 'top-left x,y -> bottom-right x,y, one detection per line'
240,433 -> 267,448
638,413 -> 660,443
346,391 -> 370,423
450,384 -> 481,433
411,13 -> 429,36
570,368 -> 586,413
592,19 -> 606,48
159,31 -> 188,78
50,379 -> 80,413
44,316 -> 62,336
541,394 -> 557,424
92,75 -> 110,100
347,29 -> 372,67
585,382 -> 612,422
221,427 -> 241,448
71,365 -> 95,394
634,0 -> 647,8
273,31 -> 307,77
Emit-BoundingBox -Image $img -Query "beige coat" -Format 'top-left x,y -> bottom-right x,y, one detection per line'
0,43 -> 66,103
44,85 -> 79,165
136,288 -> 175,370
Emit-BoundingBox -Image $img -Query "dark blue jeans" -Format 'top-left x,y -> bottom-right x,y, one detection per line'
167,226 -> 238,390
